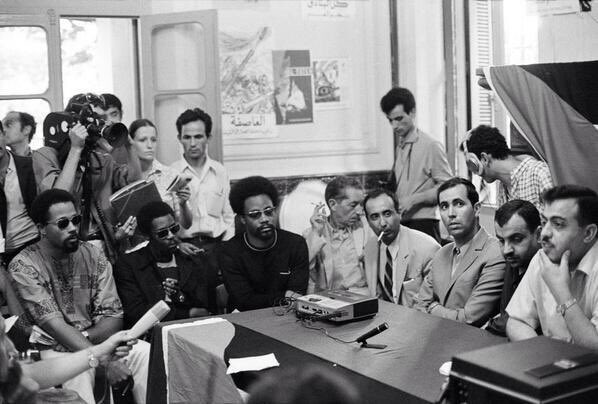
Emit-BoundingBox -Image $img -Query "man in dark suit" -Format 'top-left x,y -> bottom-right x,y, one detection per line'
486,199 -> 541,336
114,201 -> 210,329
0,119 -> 38,266
413,177 -> 505,327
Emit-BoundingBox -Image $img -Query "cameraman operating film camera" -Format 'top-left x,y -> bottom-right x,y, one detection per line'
32,93 -> 142,262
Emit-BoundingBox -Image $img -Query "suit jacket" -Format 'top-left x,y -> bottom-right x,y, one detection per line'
413,227 -> 505,327
0,152 -> 37,236
364,226 -> 440,306
114,245 -> 209,328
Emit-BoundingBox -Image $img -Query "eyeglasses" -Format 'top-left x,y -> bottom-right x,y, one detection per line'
154,223 -> 181,239
244,207 -> 275,220
47,214 -> 82,230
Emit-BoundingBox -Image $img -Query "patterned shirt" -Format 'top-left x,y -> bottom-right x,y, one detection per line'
497,156 -> 553,210
9,242 -> 123,336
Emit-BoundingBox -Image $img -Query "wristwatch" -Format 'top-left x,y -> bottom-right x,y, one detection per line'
177,292 -> 186,303
87,351 -> 99,368
427,302 -> 439,314
556,298 -> 577,316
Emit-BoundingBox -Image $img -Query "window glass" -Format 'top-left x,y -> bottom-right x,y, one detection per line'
60,18 -> 137,125
154,93 -> 207,164
151,23 -> 206,90
0,26 -> 48,94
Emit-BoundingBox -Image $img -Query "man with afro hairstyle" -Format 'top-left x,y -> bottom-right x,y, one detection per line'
219,176 -> 308,311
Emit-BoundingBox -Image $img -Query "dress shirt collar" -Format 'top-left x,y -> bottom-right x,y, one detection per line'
453,239 -> 472,258
576,241 -> 598,276
6,152 -> 15,173
383,229 -> 402,259
398,127 -> 419,148
327,215 -> 363,234
175,155 -> 216,180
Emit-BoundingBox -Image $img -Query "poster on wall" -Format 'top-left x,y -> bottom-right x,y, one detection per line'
301,0 -> 356,20
272,50 -> 314,125
312,58 -> 349,109
220,24 -> 276,139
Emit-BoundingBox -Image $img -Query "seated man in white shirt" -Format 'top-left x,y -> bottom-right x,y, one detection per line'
302,176 -> 371,294
363,188 -> 439,306
506,185 -> 598,350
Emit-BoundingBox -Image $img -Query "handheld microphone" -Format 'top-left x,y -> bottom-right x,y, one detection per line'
355,322 -> 389,344
128,300 -> 171,339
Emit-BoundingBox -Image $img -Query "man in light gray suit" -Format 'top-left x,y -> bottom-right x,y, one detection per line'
363,189 -> 440,306
413,178 -> 505,327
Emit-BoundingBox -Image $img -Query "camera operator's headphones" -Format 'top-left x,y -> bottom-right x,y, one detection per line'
461,130 -> 484,176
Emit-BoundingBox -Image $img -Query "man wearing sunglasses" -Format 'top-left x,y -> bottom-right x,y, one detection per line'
8,189 -> 150,404
219,176 -> 309,312
114,201 -> 210,329
462,125 -> 553,211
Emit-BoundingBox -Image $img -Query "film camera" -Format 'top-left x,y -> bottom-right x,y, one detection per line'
43,93 -> 128,152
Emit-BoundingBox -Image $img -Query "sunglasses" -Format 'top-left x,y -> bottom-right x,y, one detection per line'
47,214 -> 82,230
244,206 -> 275,220
154,223 -> 181,239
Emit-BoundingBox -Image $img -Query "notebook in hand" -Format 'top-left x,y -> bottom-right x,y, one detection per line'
110,179 -> 162,224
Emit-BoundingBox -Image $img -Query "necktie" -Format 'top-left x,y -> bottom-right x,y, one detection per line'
380,246 -> 394,302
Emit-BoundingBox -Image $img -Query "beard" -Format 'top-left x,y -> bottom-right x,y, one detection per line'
62,235 -> 80,253
255,224 -> 275,241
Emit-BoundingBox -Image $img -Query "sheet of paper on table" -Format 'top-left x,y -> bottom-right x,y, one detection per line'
227,353 -> 280,374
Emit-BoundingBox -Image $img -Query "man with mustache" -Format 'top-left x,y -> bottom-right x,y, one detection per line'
363,188 -> 439,306
380,87 -> 453,243
171,108 -> 235,250
507,185 -> 598,350
486,199 -> 541,336
220,176 -> 309,311
413,178 -> 505,326
8,189 -> 149,404
303,176 -> 371,294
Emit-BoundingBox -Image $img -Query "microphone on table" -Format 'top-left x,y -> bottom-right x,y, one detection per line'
128,300 -> 171,339
355,322 -> 389,349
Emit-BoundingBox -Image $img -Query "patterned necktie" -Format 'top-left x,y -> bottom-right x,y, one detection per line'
380,246 -> 394,302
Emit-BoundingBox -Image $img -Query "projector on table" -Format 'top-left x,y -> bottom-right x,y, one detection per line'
296,290 -> 378,322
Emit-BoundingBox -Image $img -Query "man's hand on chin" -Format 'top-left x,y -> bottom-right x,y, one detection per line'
540,250 -> 572,303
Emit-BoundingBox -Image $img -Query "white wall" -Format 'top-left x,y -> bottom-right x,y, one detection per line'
149,0 -> 394,180
537,7 -> 598,62
396,0 -> 446,145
